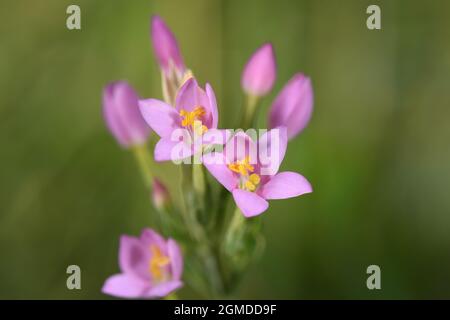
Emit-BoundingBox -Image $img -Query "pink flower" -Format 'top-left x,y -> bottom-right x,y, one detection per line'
241,43 -> 276,97
203,128 -> 312,217
102,228 -> 183,299
269,73 -> 314,140
138,77 -> 219,162
102,81 -> 150,148
150,15 -> 185,77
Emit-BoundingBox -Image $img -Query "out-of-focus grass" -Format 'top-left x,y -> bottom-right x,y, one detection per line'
1,0 -> 450,299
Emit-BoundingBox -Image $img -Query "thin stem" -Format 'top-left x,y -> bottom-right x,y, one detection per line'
240,94 -> 259,129
132,144 -> 153,187
225,206 -> 244,245
180,163 -> 225,297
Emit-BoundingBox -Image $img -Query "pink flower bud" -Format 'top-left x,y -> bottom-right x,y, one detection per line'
241,43 -> 276,97
102,81 -> 150,148
268,73 -> 313,140
150,15 -> 185,76
152,178 -> 170,209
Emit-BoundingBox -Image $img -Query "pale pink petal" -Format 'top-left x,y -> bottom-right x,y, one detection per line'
260,171 -> 312,200
145,280 -> 183,298
205,83 -> 218,129
154,137 -> 193,162
241,43 -> 276,96
139,99 -> 180,138
224,131 -> 258,164
232,189 -> 269,217
175,78 -> 212,127
203,153 -> 237,191
140,228 -> 167,253
269,73 -> 313,139
102,274 -> 149,298
150,16 -> 185,74
258,127 -> 287,176
167,239 -> 183,280
103,81 -> 150,147
118,236 -> 149,280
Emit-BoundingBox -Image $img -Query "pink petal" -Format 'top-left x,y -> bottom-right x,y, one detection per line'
167,239 -> 183,280
118,236 -> 149,280
241,43 -> 276,96
102,274 -> 149,299
140,228 -> 167,253
154,137 -> 193,162
224,131 -> 258,164
258,127 -> 287,176
205,83 -> 219,129
103,81 -> 150,147
269,73 -> 313,140
175,78 -> 212,127
139,99 -> 180,138
203,153 -> 237,191
145,280 -> 183,298
260,171 -> 312,199
150,16 -> 184,74
232,189 -> 269,217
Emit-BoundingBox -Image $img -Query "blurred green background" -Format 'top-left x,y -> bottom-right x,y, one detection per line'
1,0 -> 450,299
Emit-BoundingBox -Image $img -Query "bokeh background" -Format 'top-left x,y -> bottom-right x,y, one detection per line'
1,0 -> 450,299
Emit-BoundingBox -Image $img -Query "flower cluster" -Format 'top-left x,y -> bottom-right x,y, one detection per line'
101,15 -> 314,299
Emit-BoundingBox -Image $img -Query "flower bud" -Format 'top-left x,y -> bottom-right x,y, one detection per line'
241,43 -> 276,97
102,81 -> 150,148
268,73 -> 313,140
150,15 -> 185,77
152,178 -> 170,210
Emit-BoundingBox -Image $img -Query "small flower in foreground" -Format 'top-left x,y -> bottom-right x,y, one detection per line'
102,228 -> 183,299
241,43 -> 276,97
152,178 -> 170,210
103,81 -> 150,148
150,15 -> 185,77
203,128 -> 312,217
139,77 -> 219,162
269,73 -> 314,140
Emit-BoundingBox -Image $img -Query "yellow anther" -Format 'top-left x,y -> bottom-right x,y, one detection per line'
149,245 -> 170,281
227,156 -> 254,176
244,174 -> 261,192
249,173 -> 260,185
180,106 -> 206,128
245,180 -> 256,191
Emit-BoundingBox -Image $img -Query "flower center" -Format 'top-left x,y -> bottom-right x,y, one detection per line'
149,245 -> 170,281
180,106 -> 208,135
228,156 -> 261,192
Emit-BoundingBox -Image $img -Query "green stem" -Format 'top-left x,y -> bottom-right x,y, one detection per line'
240,94 -> 259,129
180,164 -> 225,297
132,144 -> 153,187
225,206 -> 245,245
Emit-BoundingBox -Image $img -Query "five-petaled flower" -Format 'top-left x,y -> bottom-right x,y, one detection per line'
138,77 -> 219,162
102,228 -> 183,299
203,128 -> 313,217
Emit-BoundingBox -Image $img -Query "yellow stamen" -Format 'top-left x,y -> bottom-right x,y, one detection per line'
244,173 -> 261,191
180,106 -> 206,128
227,156 -> 254,176
149,245 -> 170,281
249,173 -> 260,185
